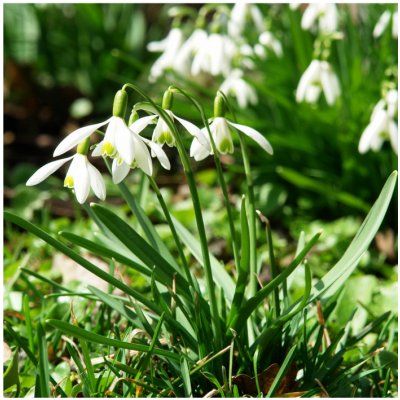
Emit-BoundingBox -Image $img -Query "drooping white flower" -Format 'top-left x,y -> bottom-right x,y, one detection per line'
296,59 -> 341,106
191,33 -> 237,77
373,9 -> 398,39
173,28 -> 208,76
301,3 -> 339,35
256,31 -> 283,58
228,3 -> 265,38
190,117 -> 273,161
358,90 -> 398,154
26,154 -> 106,204
130,110 -> 208,149
53,116 -> 137,166
220,69 -> 258,109
147,28 -> 185,81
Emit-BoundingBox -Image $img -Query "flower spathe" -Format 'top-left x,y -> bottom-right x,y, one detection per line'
53,116 -> 137,166
296,59 -> 341,106
190,117 -> 273,161
358,90 -> 398,155
26,154 -> 106,204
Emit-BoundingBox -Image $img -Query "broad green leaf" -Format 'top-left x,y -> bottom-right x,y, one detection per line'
311,171 -> 397,301
47,319 -> 180,361
230,231 -> 321,330
3,348 -> 20,394
172,216 -> 235,302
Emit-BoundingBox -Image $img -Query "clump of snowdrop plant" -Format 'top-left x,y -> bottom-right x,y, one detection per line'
146,4 -> 283,110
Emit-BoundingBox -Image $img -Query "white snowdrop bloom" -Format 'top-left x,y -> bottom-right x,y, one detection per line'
147,28 -> 185,81
228,3 -> 264,38
257,31 -> 283,58
220,69 -> 258,109
173,28 -> 208,76
54,116 -> 138,166
130,111 -> 208,149
26,154 -> 106,204
301,3 -> 339,34
358,90 -> 398,154
191,33 -> 236,77
296,59 -> 341,106
190,117 -> 273,161
373,9 -> 398,39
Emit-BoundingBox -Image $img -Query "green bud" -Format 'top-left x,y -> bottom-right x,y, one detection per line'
128,110 -> 139,126
76,137 -> 91,155
162,89 -> 174,110
113,89 -> 128,118
214,93 -> 226,118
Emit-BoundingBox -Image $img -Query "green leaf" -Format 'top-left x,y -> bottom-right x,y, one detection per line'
36,323 -> 50,398
277,166 -> 370,212
46,319 -> 180,361
172,215 -> 235,302
231,231 -> 321,330
3,348 -> 20,394
311,171 -> 397,301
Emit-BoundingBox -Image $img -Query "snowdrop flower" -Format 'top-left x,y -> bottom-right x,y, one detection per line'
148,28 -> 185,81
130,89 -> 208,149
301,3 -> 339,35
220,69 -> 258,109
191,33 -> 236,77
53,90 -> 137,166
173,28 -> 208,76
190,93 -> 273,161
26,140 -> 106,204
296,59 -> 341,106
228,3 -> 264,38
358,90 -> 398,154
255,31 -> 283,58
373,9 -> 398,39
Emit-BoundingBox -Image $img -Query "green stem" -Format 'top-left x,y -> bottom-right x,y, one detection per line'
170,85 -> 240,268
122,83 -> 222,350
238,134 -> 258,297
147,175 -> 198,293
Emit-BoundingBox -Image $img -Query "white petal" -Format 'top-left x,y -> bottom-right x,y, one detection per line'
389,121 -> 398,154
172,113 -> 209,146
305,85 -> 322,103
53,117 -> 111,157
142,138 -> 171,170
87,163 -> 106,201
296,60 -> 321,103
129,115 -> 158,134
92,141 -> 104,157
373,10 -> 391,38
320,63 -> 340,105
392,11 -> 398,38
26,156 -> 73,186
358,110 -> 387,153
114,118 -> 135,165
112,159 -> 131,184
301,4 -> 319,30
71,155 -> 90,204
132,134 -> 153,176
190,137 -> 211,161
227,120 -> 273,155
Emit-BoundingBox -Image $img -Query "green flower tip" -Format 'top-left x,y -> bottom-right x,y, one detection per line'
214,93 -> 226,118
113,89 -> 128,118
162,89 -> 174,110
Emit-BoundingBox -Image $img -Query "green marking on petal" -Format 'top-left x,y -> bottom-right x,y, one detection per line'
102,142 -> 116,157
64,176 -> 74,188
218,138 -> 233,154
